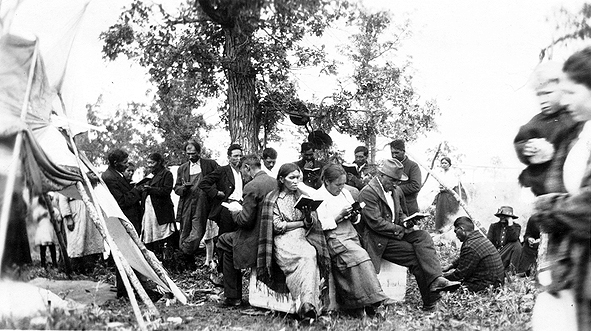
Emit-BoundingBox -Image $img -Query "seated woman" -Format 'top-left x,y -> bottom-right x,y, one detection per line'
316,164 -> 389,317
257,163 -> 331,320
140,152 -> 177,254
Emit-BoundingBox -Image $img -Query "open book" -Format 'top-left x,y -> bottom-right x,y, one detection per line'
135,177 -> 152,187
401,212 -> 429,228
294,195 -> 323,212
342,164 -> 359,178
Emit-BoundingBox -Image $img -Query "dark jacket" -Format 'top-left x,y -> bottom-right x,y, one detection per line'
173,158 -> 219,225
232,170 -> 276,269
358,176 -> 407,273
487,221 -> 521,250
143,167 -> 175,225
102,166 -> 143,233
399,156 -> 421,214
294,159 -> 326,189
198,164 -> 243,222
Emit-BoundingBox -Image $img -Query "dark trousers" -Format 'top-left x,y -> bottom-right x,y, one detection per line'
499,241 -> 522,274
381,230 -> 442,305
39,244 -> 57,268
216,232 -> 242,300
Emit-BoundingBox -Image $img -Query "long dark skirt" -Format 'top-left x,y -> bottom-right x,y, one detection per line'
332,260 -> 388,309
516,244 -> 538,275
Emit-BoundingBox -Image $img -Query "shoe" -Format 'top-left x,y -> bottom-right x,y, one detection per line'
298,302 -> 317,320
422,294 -> 442,311
365,304 -> 387,319
429,277 -> 461,293
223,297 -> 242,307
209,274 -> 224,288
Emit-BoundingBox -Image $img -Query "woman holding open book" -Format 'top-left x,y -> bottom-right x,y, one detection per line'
316,164 -> 390,317
256,163 -> 331,321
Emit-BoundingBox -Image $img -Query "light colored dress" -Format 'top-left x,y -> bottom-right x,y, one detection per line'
272,190 -> 321,308
56,193 -> 104,258
316,186 -> 387,309
434,168 -> 466,232
141,196 -> 176,244
33,201 -> 57,246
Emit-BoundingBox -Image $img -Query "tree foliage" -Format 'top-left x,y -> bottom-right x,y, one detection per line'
75,98 -> 160,166
100,0 -> 348,154
316,7 -> 439,162
540,3 -> 591,60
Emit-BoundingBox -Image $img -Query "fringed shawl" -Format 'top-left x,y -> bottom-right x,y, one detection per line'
256,188 -> 332,301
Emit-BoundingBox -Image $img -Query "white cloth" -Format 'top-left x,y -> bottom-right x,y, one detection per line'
57,194 -> 104,258
228,166 -> 243,201
316,186 -> 355,231
33,203 -> 57,246
141,196 -> 175,244
189,161 -> 201,176
563,121 -> 591,195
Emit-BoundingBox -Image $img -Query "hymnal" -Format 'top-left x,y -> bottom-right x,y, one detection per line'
294,195 -> 323,212
401,212 -> 429,228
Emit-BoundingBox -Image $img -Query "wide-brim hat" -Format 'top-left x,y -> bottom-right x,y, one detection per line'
494,206 -> 518,219
378,159 -> 408,181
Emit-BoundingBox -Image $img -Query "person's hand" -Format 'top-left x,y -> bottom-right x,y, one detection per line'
523,138 -> 554,164
304,161 -> 314,168
216,191 -> 225,198
527,237 -> 535,247
65,216 -> 75,231
338,206 -> 352,221
404,226 -> 416,234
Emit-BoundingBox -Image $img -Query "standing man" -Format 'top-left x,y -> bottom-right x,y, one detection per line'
390,139 -> 422,215
101,149 -> 143,234
216,154 -> 276,306
174,140 -> 219,264
346,145 -> 371,190
443,216 -> 505,292
294,142 -> 325,189
199,143 -> 244,237
261,147 -> 278,177
487,206 -> 522,274
359,159 -> 460,311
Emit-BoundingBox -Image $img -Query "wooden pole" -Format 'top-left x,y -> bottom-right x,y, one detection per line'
406,151 -> 487,237
0,41 -> 40,271
421,142 -> 442,189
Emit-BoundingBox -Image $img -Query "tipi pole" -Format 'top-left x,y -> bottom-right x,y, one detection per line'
0,41 -> 40,271
406,151 -> 486,237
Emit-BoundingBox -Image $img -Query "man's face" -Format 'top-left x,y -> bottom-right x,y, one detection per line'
354,152 -> 368,166
228,149 -> 243,168
186,145 -> 200,163
380,174 -> 398,192
115,157 -> 129,173
390,147 -> 405,161
240,163 -> 252,181
561,77 -> 591,122
263,157 -> 276,170
454,226 -> 468,242
536,83 -> 563,115
302,149 -> 315,163
499,216 -> 509,224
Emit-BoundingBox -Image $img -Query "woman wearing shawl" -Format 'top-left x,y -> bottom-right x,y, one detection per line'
531,47 -> 591,331
316,164 -> 389,317
433,157 -> 467,233
140,152 -> 177,254
256,163 -> 331,320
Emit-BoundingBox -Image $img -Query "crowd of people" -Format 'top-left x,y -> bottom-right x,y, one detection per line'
5,46 -> 589,330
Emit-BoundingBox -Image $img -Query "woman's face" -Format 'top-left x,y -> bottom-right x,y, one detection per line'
440,159 -> 450,171
325,174 -> 346,196
561,76 -> 591,122
280,170 -> 301,192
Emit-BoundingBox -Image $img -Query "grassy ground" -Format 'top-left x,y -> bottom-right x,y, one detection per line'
0,226 -> 540,330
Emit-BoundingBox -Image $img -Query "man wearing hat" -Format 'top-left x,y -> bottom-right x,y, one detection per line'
443,216 -> 505,292
390,139 -> 422,214
294,142 -> 326,189
487,206 -> 522,273
359,159 -> 460,311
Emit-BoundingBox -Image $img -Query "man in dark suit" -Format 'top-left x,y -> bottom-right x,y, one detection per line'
199,143 -> 244,237
101,149 -> 143,234
173,140 -> 219,260
390,139 -> 422,215
216,154 -> 276,306
294,142 -> 325,189
359,159 -> 459,311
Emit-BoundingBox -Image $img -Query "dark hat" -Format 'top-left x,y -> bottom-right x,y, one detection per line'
390,139 -> 405,151
494,206 -> 518,219
378,159 -> 408,181
308,130 -> 333,149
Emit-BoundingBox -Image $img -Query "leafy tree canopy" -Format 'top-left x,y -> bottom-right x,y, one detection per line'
541,3 -> 591,60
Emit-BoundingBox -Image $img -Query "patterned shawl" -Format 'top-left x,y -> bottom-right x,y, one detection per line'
256,188 -> 332,301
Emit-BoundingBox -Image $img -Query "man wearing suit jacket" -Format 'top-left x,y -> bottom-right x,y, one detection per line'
198,143 -> 244,236
359,159 -> 459,311
216,154 -> 276,306
390,139 -> 422,215
101,149 -> 143,234
174,140 -> 219,258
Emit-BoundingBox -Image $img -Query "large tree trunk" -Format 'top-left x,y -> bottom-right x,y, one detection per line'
224,28 -> 259,153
